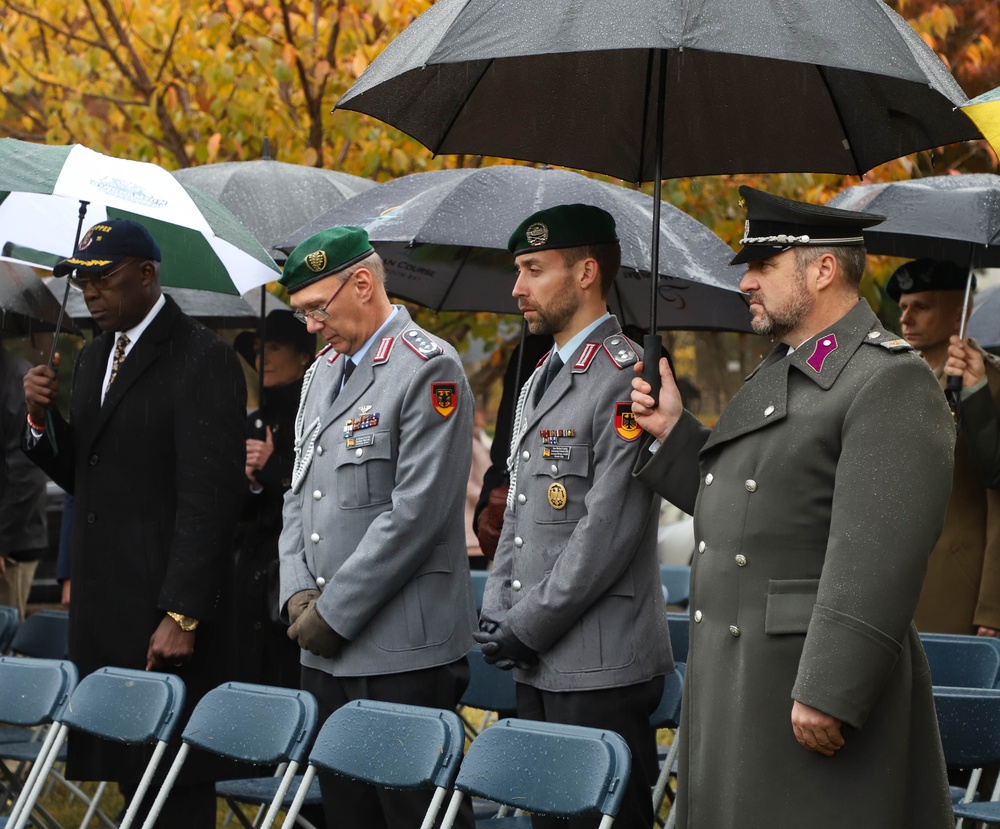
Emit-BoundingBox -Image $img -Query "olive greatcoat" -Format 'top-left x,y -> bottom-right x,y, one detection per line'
634,301 -> 956,829
24,296 -> 246,783
914,344 -> 1000,633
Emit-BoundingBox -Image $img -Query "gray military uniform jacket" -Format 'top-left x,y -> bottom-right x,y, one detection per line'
482,316 -> 672,692
279,307 -> 476,677
634,301 -> 956,829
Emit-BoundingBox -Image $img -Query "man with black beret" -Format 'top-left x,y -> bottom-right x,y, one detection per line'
631,187 -> 956,829
277,226 -> 476,829
22,218 -> 246,827
477,203 -> 673,829
885,258 -> 1000,636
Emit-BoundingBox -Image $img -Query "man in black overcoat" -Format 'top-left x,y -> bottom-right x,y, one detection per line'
22,219 -> 246,828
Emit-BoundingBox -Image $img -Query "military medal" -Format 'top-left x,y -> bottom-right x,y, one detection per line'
547,482 -> 567,510
343,408 -> 380,439
539,428 -> 575,444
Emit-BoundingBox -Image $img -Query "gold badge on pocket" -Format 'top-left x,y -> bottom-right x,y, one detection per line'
548,482 -> 567,510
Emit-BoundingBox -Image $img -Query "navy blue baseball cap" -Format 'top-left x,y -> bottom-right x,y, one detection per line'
53,218 -> 161,276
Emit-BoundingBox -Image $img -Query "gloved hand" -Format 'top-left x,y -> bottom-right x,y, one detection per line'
473,614 -> 537,671
287,600 -> 344,658
286,589 -> 320,625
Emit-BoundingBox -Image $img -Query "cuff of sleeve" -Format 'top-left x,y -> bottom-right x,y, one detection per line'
792,603 -> 901,730
961,377 -> 990,399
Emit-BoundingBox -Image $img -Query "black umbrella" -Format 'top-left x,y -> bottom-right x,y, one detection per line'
969,285 -> 1000,350
333,0 -> 979,393
171,142 -> 376,261
0,261 -> 81,338
277,164 -> 751,333
829,174 -> 1000,398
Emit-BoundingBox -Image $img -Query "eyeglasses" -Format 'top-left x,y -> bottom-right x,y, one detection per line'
68,259 -> 132,292
292,276 -> 351,324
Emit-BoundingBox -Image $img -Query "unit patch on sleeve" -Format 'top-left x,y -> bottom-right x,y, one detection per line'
432,382 -> 458,418
614,402 -> 642,441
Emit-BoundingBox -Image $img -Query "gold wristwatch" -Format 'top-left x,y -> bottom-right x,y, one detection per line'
167,611 -> 199,632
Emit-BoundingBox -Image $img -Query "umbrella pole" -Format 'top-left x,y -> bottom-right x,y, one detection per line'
47,200 -> 89,369
642,50 -> 668,405
945,263 -> 976,413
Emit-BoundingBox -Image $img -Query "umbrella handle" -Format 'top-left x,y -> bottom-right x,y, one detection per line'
643,335 -> 662,403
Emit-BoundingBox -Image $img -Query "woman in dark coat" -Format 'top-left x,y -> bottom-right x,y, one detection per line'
236,310 -> 315,688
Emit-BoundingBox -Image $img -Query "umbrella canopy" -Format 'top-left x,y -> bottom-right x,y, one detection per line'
172,157 -> 376,260
968,284 -> 1000,349
0,261 -> 80,338
336,0 -> 978,182
827,174 -> 1000,267
42,278 -> 288,329
0,139 -> 280,295
276,165 -> 751,332
962,86 -> 1000,160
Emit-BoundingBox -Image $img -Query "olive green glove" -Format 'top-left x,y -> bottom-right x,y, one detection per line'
286,589 -> 320,625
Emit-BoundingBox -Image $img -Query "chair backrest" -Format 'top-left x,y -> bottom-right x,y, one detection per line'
460,644 -> 517,717
451,718 -> 631,821
0,605 -> 21,653
182,682 -> 318,765
921,634 -> 1000,689
470,570 -> 489,612
649,665 -> 684,730
934,686 -> 1000,768
308,699 -> 465,790
60,667 -> 186,744
667,613 -> 689,665
660,565 -> 690,608
9,609 -> 69,659
0,656 -> 77,726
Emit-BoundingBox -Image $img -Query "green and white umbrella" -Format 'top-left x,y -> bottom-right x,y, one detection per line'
0,138 -> 280,295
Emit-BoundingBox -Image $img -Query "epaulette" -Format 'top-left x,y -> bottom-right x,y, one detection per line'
401,328 -> 444,360
862,329 -> 913,353
603,335 -> 639,369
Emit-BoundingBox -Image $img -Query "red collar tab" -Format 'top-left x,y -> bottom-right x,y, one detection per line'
373,336 -> 394,365
572,342 -> 601,372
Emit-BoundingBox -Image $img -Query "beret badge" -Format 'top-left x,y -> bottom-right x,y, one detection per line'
305,250 -> 328,273
526,222 -> 549,247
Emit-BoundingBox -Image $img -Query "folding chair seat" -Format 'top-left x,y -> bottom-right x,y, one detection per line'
459,644 -> 518,740
8,609 -> 69,660
660,565 -> 690,610
920,633 -> 1000,689
143,682 -> 318,829
280,699 -> 466,829
934,686 -> 1000,824
650,665 -> 684,824
0,656 -> 76,829
439,718 -> 632,829
666,613 -> 689,665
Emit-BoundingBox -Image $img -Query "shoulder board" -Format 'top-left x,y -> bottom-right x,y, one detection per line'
401,328 -> 443,360
373,335 -> 395,365
862,329 -> 913,353
536,350 -> 552,369
603,335 -> 639,369
572,342 -> 602,372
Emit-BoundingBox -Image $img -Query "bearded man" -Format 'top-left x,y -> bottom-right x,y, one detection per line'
630,187 -> 957,829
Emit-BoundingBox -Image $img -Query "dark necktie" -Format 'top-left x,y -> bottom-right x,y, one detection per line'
105,333 -> 130,396
335,358 -> 356,400
537,353 -> 563,403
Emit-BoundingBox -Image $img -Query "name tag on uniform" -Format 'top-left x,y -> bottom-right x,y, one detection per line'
346,433 -> 375,449
543,446 -> 572,460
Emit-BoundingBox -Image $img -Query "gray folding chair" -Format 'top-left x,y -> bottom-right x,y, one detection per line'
0,606 -> 20,654
921,632 -> 1000,688
142,683 -> 318,829
459,643 -> 518,740
281,700 -> 466,829
650,665 -> 684,825
0,656 -> 77,829
8,610 -> 68,660
439,718 -> 632,829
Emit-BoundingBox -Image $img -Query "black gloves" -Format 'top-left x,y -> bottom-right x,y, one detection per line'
473,613 -> 537,671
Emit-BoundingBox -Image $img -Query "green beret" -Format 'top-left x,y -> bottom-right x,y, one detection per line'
507,203 -> 619,257
280,226 -> 374,294
886,258 -> 974,302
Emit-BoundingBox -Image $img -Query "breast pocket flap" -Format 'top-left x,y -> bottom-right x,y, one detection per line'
765,578 -> 819,635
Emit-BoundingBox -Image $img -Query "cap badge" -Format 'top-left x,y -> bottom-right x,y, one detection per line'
526,222 -> 549,246
305,250 -> 328,273
897,273 -> 913,291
